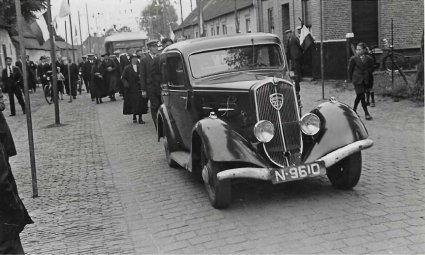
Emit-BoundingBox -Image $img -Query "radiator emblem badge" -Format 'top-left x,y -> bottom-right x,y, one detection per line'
269,93 -> 284,110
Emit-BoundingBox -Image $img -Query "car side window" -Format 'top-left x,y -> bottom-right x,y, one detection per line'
165,53 -> 186,89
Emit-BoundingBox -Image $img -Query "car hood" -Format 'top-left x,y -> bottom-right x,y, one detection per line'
192,71 -> 286,91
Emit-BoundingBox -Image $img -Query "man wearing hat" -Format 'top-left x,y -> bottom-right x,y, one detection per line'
78,55 -> 88,94
1,57 -> 26,116
140,40 -> 161,128
112,50 -> 127,97
285,26 -> 304,102
101,52 -> 119,101
62,57 -> 79,99
84,53 -> 96,100
37,56 -> 50,89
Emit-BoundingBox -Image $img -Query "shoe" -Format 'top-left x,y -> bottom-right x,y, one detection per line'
133,119 -> 137,123
138,119 -> 145,124
371,102 -> 375,107
99,99 -> 103,103
365,114 -> 372,120
9,114 -> 16,116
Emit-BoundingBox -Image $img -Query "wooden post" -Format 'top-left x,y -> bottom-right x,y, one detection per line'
86,3 -> 92,52
68,0 -> 76,64
47,0 -> 60,125
78,11 -> 84,56
14,0 -> 38,197
320,0 -> 324,100
64,21 -> 72,102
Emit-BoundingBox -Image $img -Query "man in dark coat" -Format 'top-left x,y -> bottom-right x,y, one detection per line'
101,53 -> 119,101
0,88 -> 33,253
16,55 -> 37,93
140,40 -> 161,128
84,54 -> 96,101
37,56 -> 50,89
91,59 -> 108,104
122,54 -> 148,123
285,27 -> 303,101
1,57 -> 25,116
62,57 -> 79,99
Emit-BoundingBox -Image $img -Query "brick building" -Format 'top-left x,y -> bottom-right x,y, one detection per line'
260,0 -> 424,79
174,0 -> 423,79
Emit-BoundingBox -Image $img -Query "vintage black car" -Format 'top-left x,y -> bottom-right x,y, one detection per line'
157,33 -> 373,208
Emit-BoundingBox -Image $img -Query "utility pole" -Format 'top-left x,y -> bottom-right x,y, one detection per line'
78,11 -> 84,56
64,21 -> 72,102
47,0 -> 60,125
234,0 -> 239,33
320,0 -> 324,99
86,3 -> 92,53
68,0 -> 76,64
14,0 -> 38,197
179,0 -> 184,39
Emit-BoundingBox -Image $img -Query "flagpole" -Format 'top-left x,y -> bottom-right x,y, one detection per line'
47,0 -> 60,125
85,4 -> 92,53
14,0 -> 38,197
64,20 -> 72,102
68,0 -> 76,64
78,11 -> 84,56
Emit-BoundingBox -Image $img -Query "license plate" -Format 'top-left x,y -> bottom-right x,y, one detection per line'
270,161 -> 326,184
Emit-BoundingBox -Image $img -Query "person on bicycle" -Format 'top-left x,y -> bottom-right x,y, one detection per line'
348,42 -> 373,120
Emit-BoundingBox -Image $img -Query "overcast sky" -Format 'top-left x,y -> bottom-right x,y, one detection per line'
50,0 -> 195,43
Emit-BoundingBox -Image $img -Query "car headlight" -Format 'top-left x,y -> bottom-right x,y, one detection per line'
254,120 -> 275,143
300,113 -> 321,136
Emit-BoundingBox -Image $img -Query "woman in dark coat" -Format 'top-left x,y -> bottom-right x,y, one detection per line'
101,53 -> 119,101
91,59 -> 108,104
0,89 -> 33,253
121,55 -> 148,123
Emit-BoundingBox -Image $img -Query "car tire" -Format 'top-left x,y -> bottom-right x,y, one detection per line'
201,146 -> 231,209
327,152 -> 362,190
163,127 -> 178,168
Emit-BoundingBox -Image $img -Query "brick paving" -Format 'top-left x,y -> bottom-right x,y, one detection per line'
6,81 -> 425,254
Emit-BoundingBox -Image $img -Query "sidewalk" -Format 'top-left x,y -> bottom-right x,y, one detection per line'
6,81 -> 425,254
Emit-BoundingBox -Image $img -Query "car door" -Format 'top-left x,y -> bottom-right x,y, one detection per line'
163,52 -> 194,150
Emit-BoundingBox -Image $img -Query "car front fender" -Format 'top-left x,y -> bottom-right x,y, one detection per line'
192,117 -> 268,168
302,100 -> 370,163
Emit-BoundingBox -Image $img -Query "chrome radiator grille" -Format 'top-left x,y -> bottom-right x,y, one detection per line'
254,81 -> 302,167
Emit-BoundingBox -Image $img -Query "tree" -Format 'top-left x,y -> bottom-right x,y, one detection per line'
138,0 -> 178,40
0,0 -> 46,29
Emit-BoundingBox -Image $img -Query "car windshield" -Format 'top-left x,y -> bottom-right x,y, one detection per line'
189,44 -> 284,78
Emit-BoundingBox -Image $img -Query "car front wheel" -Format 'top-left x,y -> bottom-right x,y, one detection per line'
201,145 -> 231,209
327,152 -> 362,190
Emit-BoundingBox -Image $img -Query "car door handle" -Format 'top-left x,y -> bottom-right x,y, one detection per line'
162,92 -> 169,96
180,96 -> 187,100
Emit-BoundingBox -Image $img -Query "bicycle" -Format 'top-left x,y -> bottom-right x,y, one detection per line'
43,71 -> 58,104
369,39 -> 408,85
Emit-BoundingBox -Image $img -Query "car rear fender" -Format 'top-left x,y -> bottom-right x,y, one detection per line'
190,117 -> 268,174
302,100 -> 369,163
157,104 -> 178,147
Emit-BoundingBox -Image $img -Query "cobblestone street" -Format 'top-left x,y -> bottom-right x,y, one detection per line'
7,81 -> 425,254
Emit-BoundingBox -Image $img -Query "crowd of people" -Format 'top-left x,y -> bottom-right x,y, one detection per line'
0,37 -> 174,127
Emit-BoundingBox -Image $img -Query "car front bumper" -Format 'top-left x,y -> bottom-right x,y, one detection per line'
216,138 -> 374,182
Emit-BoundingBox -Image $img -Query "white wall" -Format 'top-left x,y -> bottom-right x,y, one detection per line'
0,29 -> 17,71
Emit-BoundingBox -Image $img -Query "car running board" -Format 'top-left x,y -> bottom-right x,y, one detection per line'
170,151 -> 190,169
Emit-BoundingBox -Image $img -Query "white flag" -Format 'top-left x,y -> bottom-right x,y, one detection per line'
58,0 -> 71,18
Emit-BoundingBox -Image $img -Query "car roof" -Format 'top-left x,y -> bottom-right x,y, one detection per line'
164,33 -> 282,56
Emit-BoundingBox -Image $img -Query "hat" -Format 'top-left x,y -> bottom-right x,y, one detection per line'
296,25 -> 302,30
129,54 -> 138,60
101,52 -> 110,57
113,50 -> 121,54
87,53 -> 95,56
82,55 -> 87,59
146,40 -> 158,47
40,56 -> 46,60
284,29 -> 292,34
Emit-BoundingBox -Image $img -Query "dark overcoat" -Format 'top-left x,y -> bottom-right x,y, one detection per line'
347,55 -> 374,93
91,60 -> 108,98
122,64 -> 148,115
102,59 -> 119,93
0,90 -> 33,244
